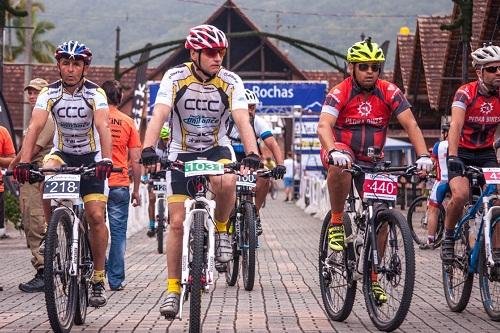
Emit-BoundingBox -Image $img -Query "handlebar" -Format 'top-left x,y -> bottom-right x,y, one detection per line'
342,163 -> 418,177
4,166 -> 123,178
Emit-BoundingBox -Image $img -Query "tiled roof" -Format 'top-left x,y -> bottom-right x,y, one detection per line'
393,34 -> 415,94
3,64 -> 156,131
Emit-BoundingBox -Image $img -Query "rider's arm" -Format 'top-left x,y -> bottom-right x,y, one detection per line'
447,106 -> 466,156
262,137 -> 284,165
143,103 -> 171,148
129,147 -> 141,193
396,109 -> 428,156
317,112 -> 337,152
94,107 -> 113,160
232,108 -> 259,155
20,108 -> 48,163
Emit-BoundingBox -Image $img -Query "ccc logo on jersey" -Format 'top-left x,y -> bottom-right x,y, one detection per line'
184,99 -> 220,112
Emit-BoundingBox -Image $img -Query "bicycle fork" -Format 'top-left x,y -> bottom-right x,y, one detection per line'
178,197 -> 216,320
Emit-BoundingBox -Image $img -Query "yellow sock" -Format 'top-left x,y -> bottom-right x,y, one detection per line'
215,219 -> 228,233
91,270 -> 106,284
167,278 -> 181,294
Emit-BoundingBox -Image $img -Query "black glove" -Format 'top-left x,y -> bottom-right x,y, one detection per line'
13,162 -> 34,184
241,153 -> 261,170
272,164 -> 287,180
140,147 -> 159,166
447,155 -> 465,176
96,158 -> 113,181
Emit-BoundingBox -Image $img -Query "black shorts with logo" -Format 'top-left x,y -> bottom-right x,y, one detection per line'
448,147 -> 499,181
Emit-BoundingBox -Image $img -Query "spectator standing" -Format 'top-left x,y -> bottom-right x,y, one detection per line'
283,152 -> 295,202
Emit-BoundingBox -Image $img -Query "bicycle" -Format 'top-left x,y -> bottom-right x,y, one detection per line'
7,165 -> 120,333
319,159 -> 417,331
406,175 -> 446,248
159,159 -> 239,332
148,171 -> 169,254
225,167 -> 274,291
442,165 -> 500,321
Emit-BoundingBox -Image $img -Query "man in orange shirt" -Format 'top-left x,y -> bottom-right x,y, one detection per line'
101,80 -> 141,291
0,125 -> 16,239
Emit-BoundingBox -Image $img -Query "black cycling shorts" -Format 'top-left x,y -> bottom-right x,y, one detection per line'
448,147 -> 499,181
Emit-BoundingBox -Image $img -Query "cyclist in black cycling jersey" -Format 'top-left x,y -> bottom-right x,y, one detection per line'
13,40 -> 114,308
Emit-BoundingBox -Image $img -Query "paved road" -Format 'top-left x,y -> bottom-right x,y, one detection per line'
1,197 -> 500,332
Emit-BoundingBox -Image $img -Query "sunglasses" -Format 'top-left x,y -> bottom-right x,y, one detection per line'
483,65 -> 500,73
357,63 -> 381,72
202,48 -> 227,58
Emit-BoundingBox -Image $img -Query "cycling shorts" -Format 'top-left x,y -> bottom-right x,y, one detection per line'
166,145 -> 235,203
43,150 -> 108,203
448,147 -> 498,181
429,180 -> 449,207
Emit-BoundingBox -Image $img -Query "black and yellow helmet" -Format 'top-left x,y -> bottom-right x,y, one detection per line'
346,37 -> 385,63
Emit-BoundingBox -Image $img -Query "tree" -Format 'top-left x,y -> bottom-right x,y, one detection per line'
5,1 -> 55,63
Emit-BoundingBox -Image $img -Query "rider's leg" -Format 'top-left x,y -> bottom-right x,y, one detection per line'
211,173 -> 236,263
327,166 -> 351,251
426,204 -> 440,243
442,176 -> 469,263
147,188 -> 156,237
84,200 -> 108,273
41,156 -> 63,226
255,176 -> 270,212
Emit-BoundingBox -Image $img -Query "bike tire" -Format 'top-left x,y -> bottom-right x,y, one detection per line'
75,215 -> 91,326
242,201 -> 257,291
44,208 -> 78,333
479,216 -> 500,321
157,199 -> 165,254
363,209 -> 415,332
406,196 -> 429,245
432,204 -> 446,249
442,218 -> 474,312
318,211 -> 356,322
226,214 -> 240,286
189,211 -> 205,333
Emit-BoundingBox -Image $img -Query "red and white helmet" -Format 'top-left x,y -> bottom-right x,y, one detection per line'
185,24 -> 228,50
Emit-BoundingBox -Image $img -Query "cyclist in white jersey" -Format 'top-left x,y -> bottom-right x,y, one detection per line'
13,40 -> 113,308
226,89 -> 286,234
421,125 -> 450,249
140,25 -> 260,318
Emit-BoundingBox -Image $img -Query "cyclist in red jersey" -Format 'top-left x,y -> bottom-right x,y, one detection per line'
317,38 -> 431,303
442,43 -> 500,265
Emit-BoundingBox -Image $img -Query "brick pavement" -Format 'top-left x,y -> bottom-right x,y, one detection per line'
1,196 -> 500,332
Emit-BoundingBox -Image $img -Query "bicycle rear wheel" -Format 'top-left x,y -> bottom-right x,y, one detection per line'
479,215 -> 500,321
226,214 -> 240,286
407,196 -> 430,245
189,211 -> 205,333
363,209 -> 415,332
319,211 -> 356,322
442,219 -> 474,312
45,208 -> 78,333
241,202 -> 257,291
157,199 -> 165,254
75,217 -> 92,326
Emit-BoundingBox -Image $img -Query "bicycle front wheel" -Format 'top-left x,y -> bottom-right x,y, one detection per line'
45,208 -> 78,333
363,209 -> 415,332
407,196 -> 430,245
226,214 -> 240,286
479,215 -> 500,321
241,202 -> 257,291
189,211 -> 205,333
74,217 -> 92,326
157,198 -> 165,254
319,211 -> 356,322
442,219 -> 474,312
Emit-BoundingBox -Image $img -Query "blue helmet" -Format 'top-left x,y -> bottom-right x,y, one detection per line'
54,40 -> 93,64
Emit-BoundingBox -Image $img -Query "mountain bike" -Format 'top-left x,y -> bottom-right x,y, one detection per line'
226,167 -> 274,291
160,159 -> 239,333
7,165 -> 120,333
319,159 -> 416,331
406,175 -> 446,247
442,166 -> 500,321
149,171 -> 168,254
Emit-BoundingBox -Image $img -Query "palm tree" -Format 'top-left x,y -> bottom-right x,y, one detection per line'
5,1 -> 55,63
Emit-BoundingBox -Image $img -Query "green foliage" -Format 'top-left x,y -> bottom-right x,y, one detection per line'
4,190 -> 21,230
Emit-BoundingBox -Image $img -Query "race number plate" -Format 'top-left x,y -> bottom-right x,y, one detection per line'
363,173 -> 399,201
482,168 -> 500,184
153,181 -> 168,193
184,160 -> 224,177
236,174 -> 257,188
43,174 -> 81,199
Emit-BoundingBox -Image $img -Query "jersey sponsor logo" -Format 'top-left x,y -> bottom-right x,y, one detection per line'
168,69 -> 184,79
357,101 -> 372,116
221,71 -> 239,83
480,102 -> 494,115
387,84 -> 396,91
56,106 -> 87,118
184,99 -> 220,112
58,121 -> 92,129
183,115 -> 218,128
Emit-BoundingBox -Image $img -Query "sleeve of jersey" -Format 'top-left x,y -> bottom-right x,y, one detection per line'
321,86 -> 343,117
34,88 -> 50,112
451,87 -> 469,111
154,70 -> 175,108
95,88 -> 109,110
432,142 -> 439,158
390,88 -> 412,116
231,77 -> 248,111
255,116 -> 273,140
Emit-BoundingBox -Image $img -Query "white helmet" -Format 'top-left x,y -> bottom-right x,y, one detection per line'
244,89 -> 260,105
471,44 -> 500,67
185,24 -> 228,50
